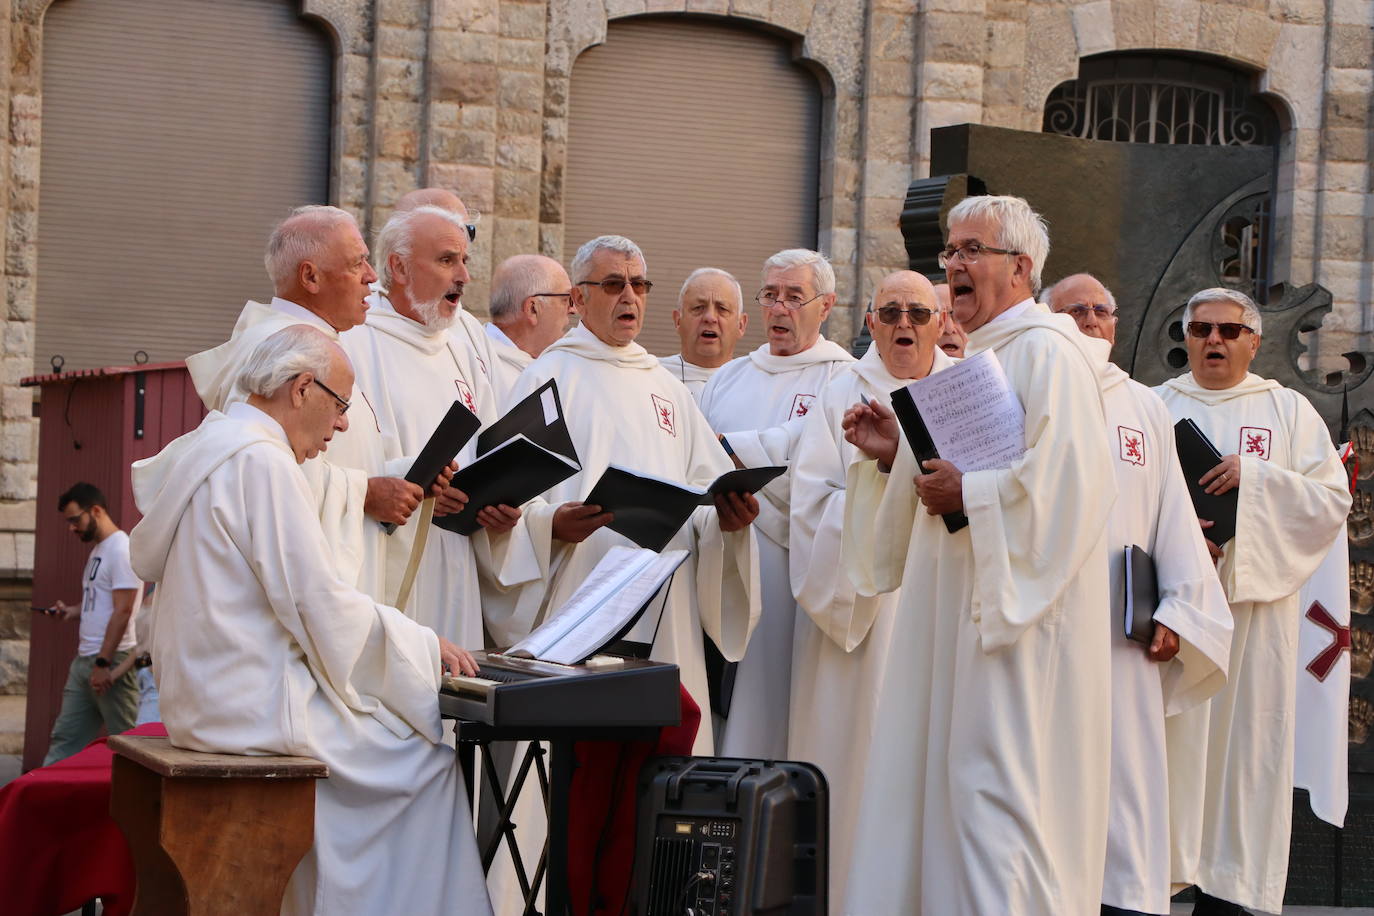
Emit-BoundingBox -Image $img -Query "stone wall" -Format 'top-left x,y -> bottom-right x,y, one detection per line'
0,0 -> 1369,695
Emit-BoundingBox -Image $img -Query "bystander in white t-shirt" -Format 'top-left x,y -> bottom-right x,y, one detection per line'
76,530 -> 142,656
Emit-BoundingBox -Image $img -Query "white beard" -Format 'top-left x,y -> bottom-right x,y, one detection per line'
413,294 -> 458,332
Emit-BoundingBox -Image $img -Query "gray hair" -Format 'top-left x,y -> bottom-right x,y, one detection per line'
946,195 -> 1051,293
678,267 -> 743,306
1038,276 -> 1118,311
236,325 -> 339,399
373,205 -> 468,291
569,235 -> 646,284
264,205 -> 358,293
490,255 -> 565,322
1183,287 -> 1263,335
762,249 -> 835,296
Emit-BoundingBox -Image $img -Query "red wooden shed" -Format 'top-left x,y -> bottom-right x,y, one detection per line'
19,361 -> 205,770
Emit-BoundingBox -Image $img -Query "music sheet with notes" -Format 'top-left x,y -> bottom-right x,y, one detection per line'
903,349 -> 1026,472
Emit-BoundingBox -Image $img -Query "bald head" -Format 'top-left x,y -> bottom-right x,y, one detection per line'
1045,273 -> 1118,345
866,271 -> 941,380
395,188 -> 468,220
489,254 -> 573,357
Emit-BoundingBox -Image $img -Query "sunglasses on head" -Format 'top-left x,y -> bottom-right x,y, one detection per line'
1186,321 -> 1254,340
870,305 -> 937,326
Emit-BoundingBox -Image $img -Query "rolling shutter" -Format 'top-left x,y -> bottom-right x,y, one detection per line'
564,17 -> 821,358
35,0 -> 331,372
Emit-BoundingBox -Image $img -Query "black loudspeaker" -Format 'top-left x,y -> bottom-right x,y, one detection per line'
630,757 -> 827,916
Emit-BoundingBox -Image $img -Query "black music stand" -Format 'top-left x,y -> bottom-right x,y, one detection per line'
448,576 -> 680,916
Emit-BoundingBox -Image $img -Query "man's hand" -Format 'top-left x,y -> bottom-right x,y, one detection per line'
429,461 -> 458,499
842,400 -> 900,469
552,502 -> 614,543
1199,518 -> 1223,565
1200,454 -> 1241,495
1148,622 -> 1180,662
915,459 -> 964,515
714,492 -> 759,532
431,485 -> 469,518
476,504 -> 521,535
90,666 -> 113,695
438,638 -> 479,677
365,477 -> 424,525
54,600 -> 78,622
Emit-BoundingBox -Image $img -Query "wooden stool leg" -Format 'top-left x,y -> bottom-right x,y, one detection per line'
111,754 -> 318,916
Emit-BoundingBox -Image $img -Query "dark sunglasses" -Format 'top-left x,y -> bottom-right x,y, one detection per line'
1186,321 -> 1254,340
577,277 -> 653,296
870,305 -> 938,326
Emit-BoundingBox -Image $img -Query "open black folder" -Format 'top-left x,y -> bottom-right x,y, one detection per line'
889,386 -> 969,533
431,379 -> 581,536
382,399 -> 481,534
1173,418 -> 1238,546
584,464 -> 786,552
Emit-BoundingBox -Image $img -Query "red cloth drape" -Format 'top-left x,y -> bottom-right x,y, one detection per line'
0,722 -> 166,916
566,685 -> 700,916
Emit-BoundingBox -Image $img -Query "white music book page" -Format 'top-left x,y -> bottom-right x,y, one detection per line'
902,348 -> 1026,473
503,545 -> 688,665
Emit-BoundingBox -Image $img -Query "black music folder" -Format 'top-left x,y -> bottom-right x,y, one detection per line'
382,399 -> 482,534
889,386 -> 969,533
1173,418 -> 1238,546
1123,544 -> 1159,644
432,435 -> 580,535
585,464 -> 786,552
475,378 -> 577,462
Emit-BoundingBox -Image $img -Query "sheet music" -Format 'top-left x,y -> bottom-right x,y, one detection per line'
903,349 -> 1025,473
506,546 -> 689,665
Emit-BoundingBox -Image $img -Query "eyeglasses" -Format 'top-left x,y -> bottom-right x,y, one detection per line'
755,290 -> 825,311
312,377 -> 351,415
63,509 -> 91,527
577,278 -> 653,296
1186,321 -> 1254,340
937,242 -> 1021,268
869,305 -> 938,326
533,292 -> 572,300
1059,304 -> 1116,320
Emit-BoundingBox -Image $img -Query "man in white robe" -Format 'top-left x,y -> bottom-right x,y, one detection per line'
487,235 -> 762,755
483,254 -> 574,400
698,249 -> 854,759
1047,273 -> 1234,916
130,325 -> 491,916
840,195 -> 1116,915
391,188 -> 502,389
658,267 -> 749,402
331,206 -> 522,646
1157,287 -> 1351,916
185,205 -> 435,596
788,270 -> 955,909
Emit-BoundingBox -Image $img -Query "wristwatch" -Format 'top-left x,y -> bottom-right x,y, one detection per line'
93,656 -> 110,668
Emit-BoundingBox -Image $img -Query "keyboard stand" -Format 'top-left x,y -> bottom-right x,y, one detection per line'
453,722 -> 661,916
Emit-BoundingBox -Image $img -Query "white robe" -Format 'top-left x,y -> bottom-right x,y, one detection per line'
1157,371 -> 1350,913
842,302 -> 1117,916
483,322 -> 532,403
787,343 -> 954,911
698,339 -> 855,758
657,353 -> 717,403
185,298 -> 373,591
333,296 -> 504,646
1098,364 -> 1232,914
486,324 -> 761,754
128,402 -> 491,916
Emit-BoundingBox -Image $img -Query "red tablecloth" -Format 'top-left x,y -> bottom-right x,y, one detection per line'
0,722 -> 166,916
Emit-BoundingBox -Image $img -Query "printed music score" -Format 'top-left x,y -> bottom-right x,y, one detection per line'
903,349 -> 1026,472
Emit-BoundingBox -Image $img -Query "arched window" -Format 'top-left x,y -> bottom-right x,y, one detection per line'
36,0 -> 332,371
564,16 -> 822,357
1043,53 -> 1282,309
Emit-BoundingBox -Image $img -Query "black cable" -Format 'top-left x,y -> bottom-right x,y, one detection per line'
674,872 -> 710,916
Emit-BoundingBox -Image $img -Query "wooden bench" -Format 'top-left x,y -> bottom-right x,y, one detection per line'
107,735 -> 328,916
